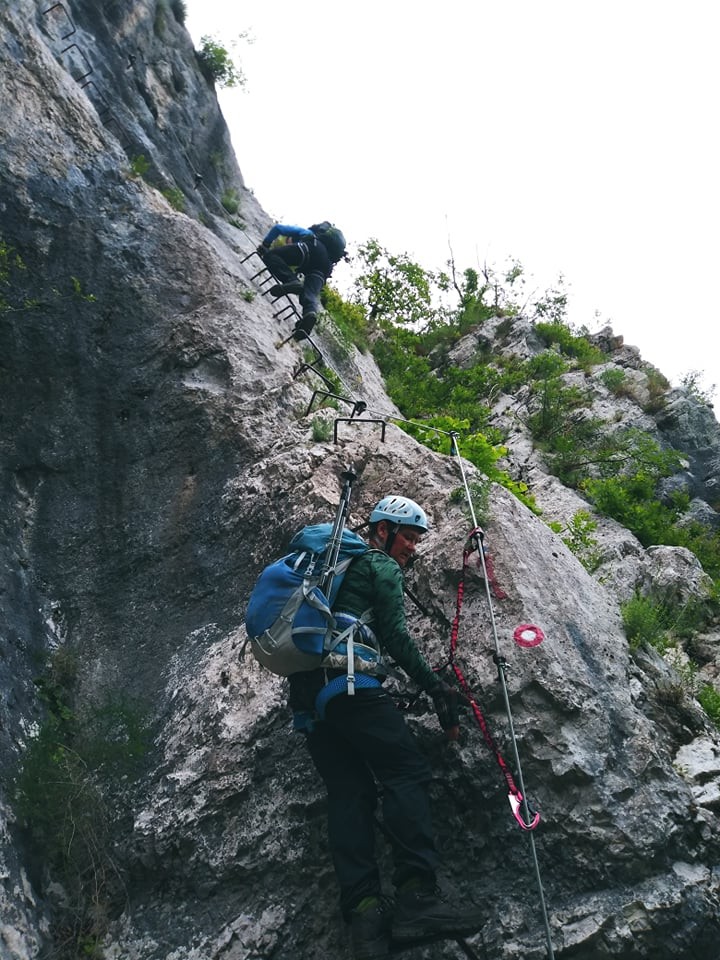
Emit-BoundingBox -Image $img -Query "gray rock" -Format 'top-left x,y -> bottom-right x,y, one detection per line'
1,3 -> 720,959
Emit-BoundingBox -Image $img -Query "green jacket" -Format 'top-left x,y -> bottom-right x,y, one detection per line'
334,549 -> 440,692
287,549 -> 440,713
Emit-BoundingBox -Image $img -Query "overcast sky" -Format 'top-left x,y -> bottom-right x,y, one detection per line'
184,0 -> 719,396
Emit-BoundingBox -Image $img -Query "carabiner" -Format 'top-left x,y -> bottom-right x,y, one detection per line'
509,791 -> 541,831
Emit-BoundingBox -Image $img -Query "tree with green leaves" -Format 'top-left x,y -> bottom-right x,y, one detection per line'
353,239 -> 442,329
196,34 -> 249,89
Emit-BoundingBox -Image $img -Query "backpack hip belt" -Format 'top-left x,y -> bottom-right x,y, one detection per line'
324,609 -> 379,694
315,673 -> 382,720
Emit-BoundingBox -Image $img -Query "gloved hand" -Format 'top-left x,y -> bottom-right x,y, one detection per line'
431,682 -> 460,741
256,242 -> 270,258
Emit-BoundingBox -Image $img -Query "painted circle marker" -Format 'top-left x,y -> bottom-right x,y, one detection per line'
513,624 -> 545,648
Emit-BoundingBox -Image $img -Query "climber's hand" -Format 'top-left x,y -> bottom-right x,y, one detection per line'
431,682 -> 460,741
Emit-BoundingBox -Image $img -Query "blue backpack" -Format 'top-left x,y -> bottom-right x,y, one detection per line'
245,523 -> 378,679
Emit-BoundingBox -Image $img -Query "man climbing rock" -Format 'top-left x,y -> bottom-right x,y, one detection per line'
256,221 -> 347,339
288,496 -> 485,959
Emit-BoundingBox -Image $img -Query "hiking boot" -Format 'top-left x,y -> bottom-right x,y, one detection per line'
269,280 -> 304,298
293,312 -> 316,340
350,896 -> 392,960
391,883 -> 484,944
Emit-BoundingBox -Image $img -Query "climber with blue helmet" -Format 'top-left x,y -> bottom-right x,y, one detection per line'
288,494 -> 484,960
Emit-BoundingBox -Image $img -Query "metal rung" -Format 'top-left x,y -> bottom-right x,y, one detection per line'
102,115 -> 131,148
81,80 -> 111,117
305,391 -> 367,417
274,303 -> 300,323
43,2 -> 76,41
59,42 -> 93,84
294,363 -> 335,391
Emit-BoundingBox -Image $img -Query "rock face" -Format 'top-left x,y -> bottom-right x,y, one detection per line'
1,3 -> 719,960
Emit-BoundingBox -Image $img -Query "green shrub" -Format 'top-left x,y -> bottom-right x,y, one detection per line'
534,320 -> 604,369
553,509 -> 601,571
577,435 -> 684,545
526,377 -> 592,446
161,186 -> 185,211
619,590 -> 719,654
642,366 -> 671,412
698,684 -> 720,726
666,587 -> 720,639
398,414 -> 539,514
197,36 -> 246,88
13,650 -> 150,958
450,477 -> 491,525
221,188 -> 240,215
585,473 -> 679,547
621,593 -> 671,651
600,367 -> 631,396
680,369 -> 716,405
171,0 -> 187,22
672,522 -> 720,581
129,154 -> 151,179
322,285 -> 371,353
311,416 -> 333,442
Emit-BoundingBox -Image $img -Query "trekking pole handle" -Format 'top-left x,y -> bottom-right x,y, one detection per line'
340,465 -> 357,485
320,466 -> 357,594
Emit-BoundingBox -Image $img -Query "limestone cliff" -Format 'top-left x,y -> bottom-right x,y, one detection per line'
1,3 -> 719,959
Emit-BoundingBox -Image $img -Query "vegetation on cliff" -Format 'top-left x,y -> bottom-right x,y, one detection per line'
322,240 -> 720,687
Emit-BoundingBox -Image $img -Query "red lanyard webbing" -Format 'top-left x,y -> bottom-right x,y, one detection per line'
449,528 -> 540,831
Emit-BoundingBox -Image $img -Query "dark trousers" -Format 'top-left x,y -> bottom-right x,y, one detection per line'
305,688 -> 439,918
263,241 -> 330,320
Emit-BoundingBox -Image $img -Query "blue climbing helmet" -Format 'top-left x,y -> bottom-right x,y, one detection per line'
370,496 -> 429,532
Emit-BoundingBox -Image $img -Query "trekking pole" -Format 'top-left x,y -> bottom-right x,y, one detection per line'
449,433 -> 556,960
319,466 -> 357,598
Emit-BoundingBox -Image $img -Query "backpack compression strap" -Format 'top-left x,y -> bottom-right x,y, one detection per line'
324,608 -> 375,696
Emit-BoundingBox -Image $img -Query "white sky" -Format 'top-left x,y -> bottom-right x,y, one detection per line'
184,0 -> 719,395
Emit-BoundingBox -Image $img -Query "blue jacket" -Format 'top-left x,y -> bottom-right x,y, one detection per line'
262,223 -> 314,245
